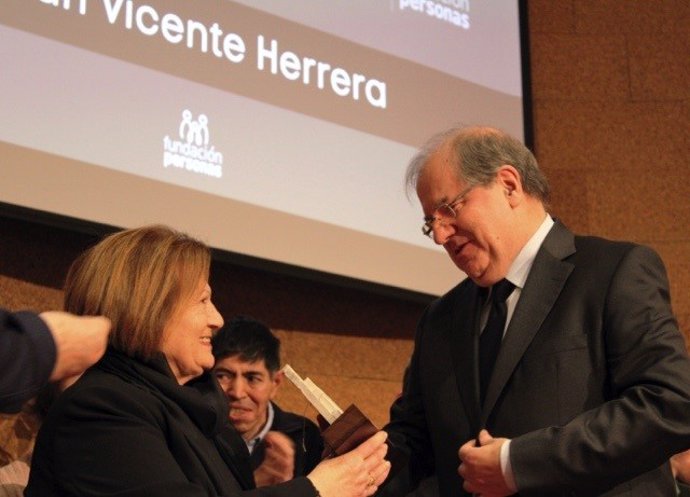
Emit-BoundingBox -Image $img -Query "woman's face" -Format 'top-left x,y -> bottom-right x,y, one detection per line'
160,278 -> 224,384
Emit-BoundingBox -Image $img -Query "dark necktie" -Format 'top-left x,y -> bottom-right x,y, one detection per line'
479,279 -> 515,403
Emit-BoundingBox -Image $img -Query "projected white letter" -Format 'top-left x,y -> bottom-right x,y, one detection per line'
40,0 -> 88,15
160,13 -> 184,44
103,0 -> 125,25
256,35 -> 278,74
135,5 -> 159,36
366,80 -> 387,109
222,33 -> 245,63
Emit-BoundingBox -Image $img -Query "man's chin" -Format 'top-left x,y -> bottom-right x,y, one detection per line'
229,419 -> 250,434
455,260 -> 479,278
459,263 -> 491,286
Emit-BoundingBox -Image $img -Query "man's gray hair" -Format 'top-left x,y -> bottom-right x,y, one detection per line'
405,125 -> 550,205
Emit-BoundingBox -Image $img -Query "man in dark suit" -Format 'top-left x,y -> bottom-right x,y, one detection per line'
382,125 -> 690,496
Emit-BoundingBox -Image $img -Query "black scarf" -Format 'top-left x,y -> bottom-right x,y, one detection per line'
96,348 -> 255,490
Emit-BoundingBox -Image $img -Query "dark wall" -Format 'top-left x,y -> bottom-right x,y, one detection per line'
0,212 -> 428,339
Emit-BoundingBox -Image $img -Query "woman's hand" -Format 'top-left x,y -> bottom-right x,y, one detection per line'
307,431 -> 391,497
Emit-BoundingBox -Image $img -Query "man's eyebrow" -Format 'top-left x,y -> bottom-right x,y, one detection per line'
243,370 -> 265,376
423,196 -> 452,221
242,372 -> 266,381
213,366 -> 265,376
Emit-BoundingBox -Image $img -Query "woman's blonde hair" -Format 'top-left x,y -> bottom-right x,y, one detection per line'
63,225 -> 211,360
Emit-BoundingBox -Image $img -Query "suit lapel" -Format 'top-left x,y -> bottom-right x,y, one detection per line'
481,222 -> 576,419
450,282 -> 484,434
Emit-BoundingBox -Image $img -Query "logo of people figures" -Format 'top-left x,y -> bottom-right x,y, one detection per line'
179,109 -> 209,146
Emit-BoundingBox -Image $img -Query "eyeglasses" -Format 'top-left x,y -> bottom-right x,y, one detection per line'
422,186 -> 473,238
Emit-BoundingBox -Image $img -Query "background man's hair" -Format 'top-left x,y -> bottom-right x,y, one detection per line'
212,315 -> 280,372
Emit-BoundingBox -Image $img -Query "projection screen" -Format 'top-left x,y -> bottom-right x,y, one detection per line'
0,0 -> 530,297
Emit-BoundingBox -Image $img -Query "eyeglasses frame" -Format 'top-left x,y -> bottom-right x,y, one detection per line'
421,185 -> 474,238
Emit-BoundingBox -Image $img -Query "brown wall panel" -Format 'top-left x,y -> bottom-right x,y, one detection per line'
534,101 -> 690,172
530,34 -> 630,100
576,1 -> 690,35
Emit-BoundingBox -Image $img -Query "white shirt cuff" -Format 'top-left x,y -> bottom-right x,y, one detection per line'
500,439 -> 518,493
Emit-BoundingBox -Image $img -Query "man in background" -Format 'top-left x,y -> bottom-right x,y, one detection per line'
382,125 -> 690,496
212,316 -> 323,487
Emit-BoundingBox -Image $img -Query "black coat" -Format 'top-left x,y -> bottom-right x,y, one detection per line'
26,348 -> 317,497
249,402 -> 324,477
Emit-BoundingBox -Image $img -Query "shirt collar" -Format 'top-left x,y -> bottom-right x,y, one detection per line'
245,402 -> 275,453
505,214 -> 554,290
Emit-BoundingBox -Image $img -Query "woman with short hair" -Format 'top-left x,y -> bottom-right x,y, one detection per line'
26,225 -> 389,497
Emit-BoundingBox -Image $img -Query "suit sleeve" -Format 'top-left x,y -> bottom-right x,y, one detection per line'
381,308 -> 436,494
0,309 -> 56,413
510,245 -> 690,495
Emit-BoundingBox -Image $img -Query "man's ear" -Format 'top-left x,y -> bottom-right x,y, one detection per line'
269,370 -> 283,400
496,165 -> 522,194
273,370 -> 284,388
496,165 -> 523,206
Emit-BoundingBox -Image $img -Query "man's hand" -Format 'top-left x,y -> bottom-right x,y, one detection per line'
458,429 -> 512,497
672,448 -> 690,484
254,431 -> 296,486
41,311 -> 110,382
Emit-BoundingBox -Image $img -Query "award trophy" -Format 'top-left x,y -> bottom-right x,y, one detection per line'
282,365 -> 378,458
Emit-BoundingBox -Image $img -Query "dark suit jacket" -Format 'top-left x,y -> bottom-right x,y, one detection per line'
384,222 -> 690,497
0,310 -> 56,413
250,402 -> 324,476
678,481 -> 690,497
25,348 -> 317,497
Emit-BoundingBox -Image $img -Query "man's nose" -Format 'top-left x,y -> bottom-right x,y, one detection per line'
227,379 -> 247,399
432,221 -> 454,245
